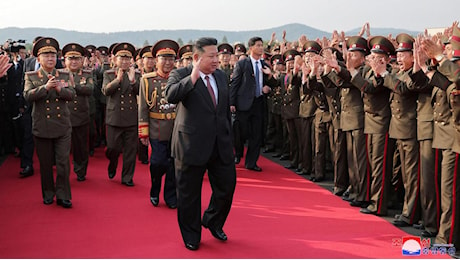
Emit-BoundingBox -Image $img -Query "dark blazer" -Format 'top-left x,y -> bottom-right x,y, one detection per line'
230,57 -> 276,111
166,65 -> 233,166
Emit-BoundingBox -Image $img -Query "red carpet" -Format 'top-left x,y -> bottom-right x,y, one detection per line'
0,148 -> 447,258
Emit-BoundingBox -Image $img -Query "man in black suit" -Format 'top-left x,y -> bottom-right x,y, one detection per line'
230,37 -> 277,171
166,37 -> 236,251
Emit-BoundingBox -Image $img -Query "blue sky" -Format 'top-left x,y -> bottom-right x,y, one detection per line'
1,0 -> 457,33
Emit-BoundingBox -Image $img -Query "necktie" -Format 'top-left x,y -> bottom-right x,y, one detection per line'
255,61 -> 261,97
205,75 -> 216,108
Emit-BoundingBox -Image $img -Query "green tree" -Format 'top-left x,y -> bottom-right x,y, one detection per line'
177,38 -> 184,46
222,36 -> 228,43
143,40 -> 149,46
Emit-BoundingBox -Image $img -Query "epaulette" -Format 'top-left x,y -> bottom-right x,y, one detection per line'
58,70 -> 70,75
25,71 -> 39,76
105,69 -> 116,74
82,69 -> 93,75
143,71 -> 157,79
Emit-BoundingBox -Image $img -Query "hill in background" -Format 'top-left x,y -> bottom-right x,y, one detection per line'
0,23 -> 420,48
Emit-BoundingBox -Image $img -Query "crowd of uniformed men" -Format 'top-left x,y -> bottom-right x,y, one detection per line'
0,21 -> 459,254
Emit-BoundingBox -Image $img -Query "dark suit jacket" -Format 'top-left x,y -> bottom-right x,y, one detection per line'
230,57 -> 276,111
166,65 -> 233,166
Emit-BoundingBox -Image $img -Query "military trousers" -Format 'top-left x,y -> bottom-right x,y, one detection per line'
299,116 -> 315,174
333,128 -> 349,195
419,139 -> 438,233
345,128 -> 368,202
106,125 -> 137,183
71,123 -> 89,178
34,131 -> 72,201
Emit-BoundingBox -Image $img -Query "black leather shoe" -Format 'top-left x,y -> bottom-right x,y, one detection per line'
421,230 -> 437,237
246,165 -> 262,172
392,219 -> 410,227
263,148 -> 274,153
350,200 -> 369,208
360,208 -> 376,214
185,242 -> 199,251
310,176 -> 323,182
56,199 -> 72,208
272,153 -> 281,158
150,197 -> 159,206
108,170 -> 116,179
20,166 -> 34,177
77,176 -> 86,182
412,223 -> 424,229
43,199 -> 54,205
279,155 -> 289,161
89,150 -> 94,157
141,160 -> 149,165
202,223 -> 227,241
234,157 -> 241,164
284,164 -> 295,169
167,203 -> 177,209
122,181 -> 135,187
342,195 -> 353,202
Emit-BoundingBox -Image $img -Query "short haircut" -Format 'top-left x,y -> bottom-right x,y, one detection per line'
194,37 -> 218,54
248,37 -> 263,47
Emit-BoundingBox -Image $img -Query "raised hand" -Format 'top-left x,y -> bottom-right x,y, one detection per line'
127,66 -> 136,82
0,54 -> 12,78
190,57 -> 201,85
46,75 -> 57,91
421,38 -> 443,59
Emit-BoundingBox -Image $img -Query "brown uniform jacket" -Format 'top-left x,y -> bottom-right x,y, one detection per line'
102,69 -> 140,127
350,66 -> 391,134
138,72 -> 175,141
321,72 -> 342,130
23,68 -> 75,138
382,68 -> 418,139
450,88 -> 460,154
64,69 -> 94,127
299,75 -> 318,119
328,65 -> 365,131
281,72 -> 301,120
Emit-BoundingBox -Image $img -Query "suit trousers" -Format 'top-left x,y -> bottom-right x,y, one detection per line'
271,113 -> 284,153
34,132 -> 72,200
396,138 -> 420,225
175,143 -> 236,245
333,128 -> 349,194
419,139 -> 438,233
236,97 -> 264,168
106,125 -> 137,183
435,148 -> 457,244
20,111 -> 34,169
346,128 -> 368,202
366,133 -> 394,215
71,123 -> 89,178
300,116 -> 315,174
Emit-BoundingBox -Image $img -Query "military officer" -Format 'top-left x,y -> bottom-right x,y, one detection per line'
234,43 -> 247,60
324,36 -> 369,207
349,36 -> 395,216
178,44 -> 193,68
138,39 -> 179,208
280,49 -> 302,171
61,43 -> 94,181
23,37 -> 75,208
218,43 -> 234,84
102,42 -> 141,186
376,34 -> 420,227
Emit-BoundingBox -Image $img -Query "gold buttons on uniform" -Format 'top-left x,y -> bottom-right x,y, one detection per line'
47,115 -> 50,119
46,107 -> 50,111
55,98 -> 59,102
46,100 -> 50,103
57,107 -> 60,110
57,114 -> 61,118
121,107 -> 124,111
74,108 -> 77,111
121,95 -> 124,98
121,101 -> 124,104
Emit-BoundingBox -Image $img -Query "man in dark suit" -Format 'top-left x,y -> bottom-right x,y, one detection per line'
165,37 -> 236,251
230,37 -> 277,171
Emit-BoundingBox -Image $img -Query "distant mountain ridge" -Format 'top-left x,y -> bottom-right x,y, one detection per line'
0,23 -> 420,48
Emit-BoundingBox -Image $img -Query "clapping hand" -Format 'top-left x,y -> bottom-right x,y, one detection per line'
127,66 -> 136,83
0,54 -> 12,78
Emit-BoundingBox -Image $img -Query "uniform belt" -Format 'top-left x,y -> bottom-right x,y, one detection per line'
149,112 -> 176,120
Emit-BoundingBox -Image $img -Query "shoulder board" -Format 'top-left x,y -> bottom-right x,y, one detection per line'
105,69 -> 116,74
58,70 -> 70,75
25,71 -> 39,76
143,72 -> 157,79
82,69 -> 93,75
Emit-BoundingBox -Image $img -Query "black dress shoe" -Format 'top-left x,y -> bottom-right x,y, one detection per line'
141,160 -> 149,165
246,165 -> 262,172
150,197 -> 159,207
122,180 -> 135,187
263,148 -> 274,153
360,208 -> 376,214
167,203 -> 177,209
19,166 -> 34,177
392,219 -> 410,227
350,200 -> 369,208
412,223 -> 424,229
310,177 -> 323,182
185,242 -> 199,251
56,199 -> 72,208
43,199 -> 54,205
77,176 -> 86,182
108,170 -> 116,179
342,195 -> 353,202
202,223 -> 227,241
279,155 -> 289,161
284,164 -> 295,169
89,150 -> 94,156
234,157 -> 241,164
421,230 -> 437,237
272,153 -> 281,158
